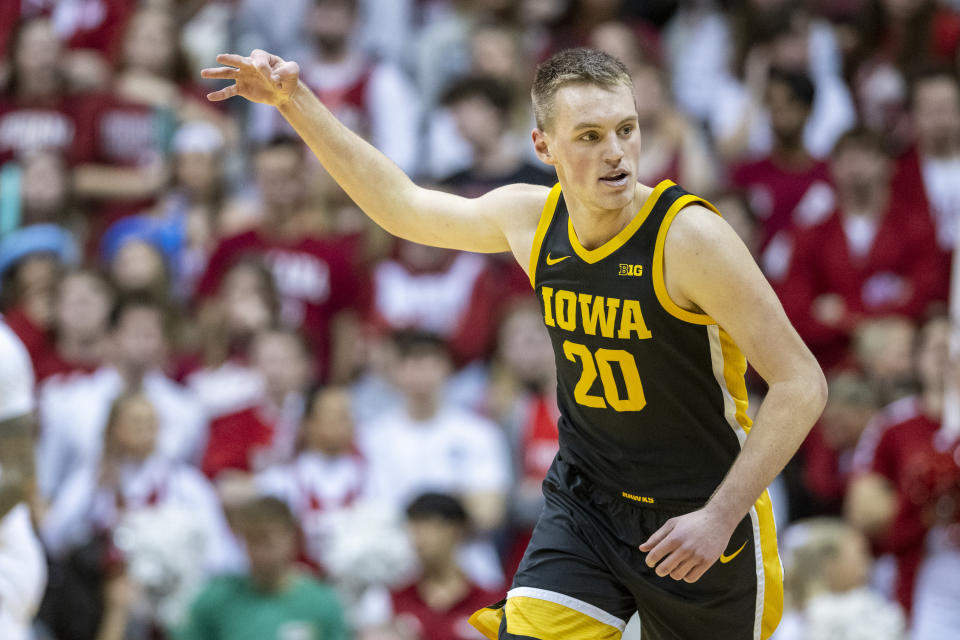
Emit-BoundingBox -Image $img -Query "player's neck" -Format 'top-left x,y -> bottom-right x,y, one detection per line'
566,182 -> 653,251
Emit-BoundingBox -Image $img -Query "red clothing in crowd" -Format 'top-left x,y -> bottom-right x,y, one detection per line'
201,406 -> 275,479
0,96 -> 94,164
799,423 -> 852,514
780,202 -> 947,370
0,0 -> 134,64
57,0 -> 136,64
730,156 -> 834,251
852,398 -> 941,614
391,581 -> 503,640
196,230 -> 364,378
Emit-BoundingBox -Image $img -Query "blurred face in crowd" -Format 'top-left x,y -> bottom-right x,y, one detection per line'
824,529 -> 871,593
631,65 -> 666,129
303,386 -> 355,455
221,263 -> 275,336
110,240 -> 167,294
176,151 -> 222,200
916,316 -> 950,396
309,0 -> 357,53
244,519 -> 298,590
882,0 -> 927,21
108,394 -> 158,462
830,143 -> 891,209
767,80 -> 810,147
251,331 -> 310,403
820,376 -> 876,451
912,76 -> 960,157
470,26 -> 523,84
589,22 -> 642,75
10,253 -> 59,312
21,151 -> 69,224
123,8 -> 178,77
768,14 -> 810,71
854,317 -> 915,402
449,94 -> 507,150
14,18 -> 61,97
55,271 -> 113,341
255,145 -> 305,213
408,516 -> 462,572
497,302 -> 554,387
114,305 -> 167,373
394,347 -> 450,408
535,81 -> 641,215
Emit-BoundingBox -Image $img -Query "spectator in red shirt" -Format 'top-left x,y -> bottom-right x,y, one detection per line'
197,138 -> 365,380
0,17 -> 93,165
182,258 -> 278,419
248,0 -> 420,175
730,68 -> 835,284
892,67 -> 960,253
846,314 -> 950,615
0,224 -> 78,369
781,127 -> 947,371
385,493 -> 503,640
795,371 -> 878,518
202,327 -> 313,482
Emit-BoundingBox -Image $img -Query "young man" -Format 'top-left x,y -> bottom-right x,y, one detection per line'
203,46 -> 827,640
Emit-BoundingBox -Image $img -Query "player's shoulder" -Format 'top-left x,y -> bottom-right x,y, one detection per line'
663,201 -> 735,260
479,182 -> 554,218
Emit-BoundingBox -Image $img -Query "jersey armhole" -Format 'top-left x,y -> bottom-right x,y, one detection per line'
652,194 -> 721,325
528,183 -> 563,288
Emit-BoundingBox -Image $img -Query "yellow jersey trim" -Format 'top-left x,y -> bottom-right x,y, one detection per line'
755,490 -> 784,640
651,193 -> 722,325
719,327 -> 753,434
504,596 -> 623,640
567,179 -> 674,265
529,182 -> 563,288
468,605 -> 504,640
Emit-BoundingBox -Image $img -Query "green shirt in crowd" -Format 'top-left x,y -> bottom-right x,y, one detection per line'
176,574 -> 348,640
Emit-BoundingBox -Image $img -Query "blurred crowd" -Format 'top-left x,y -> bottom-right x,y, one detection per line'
1,0 -> 960,638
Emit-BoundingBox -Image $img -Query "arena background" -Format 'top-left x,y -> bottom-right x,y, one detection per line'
1,0 -> 959,638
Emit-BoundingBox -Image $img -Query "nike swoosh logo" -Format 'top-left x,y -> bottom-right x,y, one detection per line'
546,253 -> 570,265
719,540 -> 748,564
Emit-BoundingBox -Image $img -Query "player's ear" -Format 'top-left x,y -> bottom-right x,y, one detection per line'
532,128 -> 556,167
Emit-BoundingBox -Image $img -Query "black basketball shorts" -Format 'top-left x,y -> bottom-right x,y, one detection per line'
470,456 -> 783,640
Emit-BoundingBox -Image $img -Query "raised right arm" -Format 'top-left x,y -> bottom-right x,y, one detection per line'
202,51 -> 547,256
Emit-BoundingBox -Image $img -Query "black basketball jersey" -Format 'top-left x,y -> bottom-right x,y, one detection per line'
530,180 -> 752,505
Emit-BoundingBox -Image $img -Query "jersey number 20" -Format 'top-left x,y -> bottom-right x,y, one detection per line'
563,340 -> 646,411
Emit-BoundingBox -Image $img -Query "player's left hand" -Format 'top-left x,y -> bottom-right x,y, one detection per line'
638,507 -> 738,583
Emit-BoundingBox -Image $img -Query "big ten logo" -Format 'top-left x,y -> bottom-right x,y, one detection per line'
618,264 -> 643,277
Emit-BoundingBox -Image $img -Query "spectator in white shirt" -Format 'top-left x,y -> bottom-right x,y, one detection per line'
257,384 -> 368,570
37,292 -> 207,499
360,330 -> 511,534
41,391 -> 234,571
0,320 -> 46,640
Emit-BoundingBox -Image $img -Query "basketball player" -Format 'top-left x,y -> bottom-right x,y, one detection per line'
202,48 -> 827,640
0,320 -> 46,640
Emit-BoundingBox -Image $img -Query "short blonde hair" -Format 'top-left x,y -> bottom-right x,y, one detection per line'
531,48 -> 633,130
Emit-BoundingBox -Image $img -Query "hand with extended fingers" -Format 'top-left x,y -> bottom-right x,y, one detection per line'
201,49 -> 301,106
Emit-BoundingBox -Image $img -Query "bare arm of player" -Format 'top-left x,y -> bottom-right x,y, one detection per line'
639,205 -> 827,583
201,51 -> 545,259
0,414 -> 35,520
